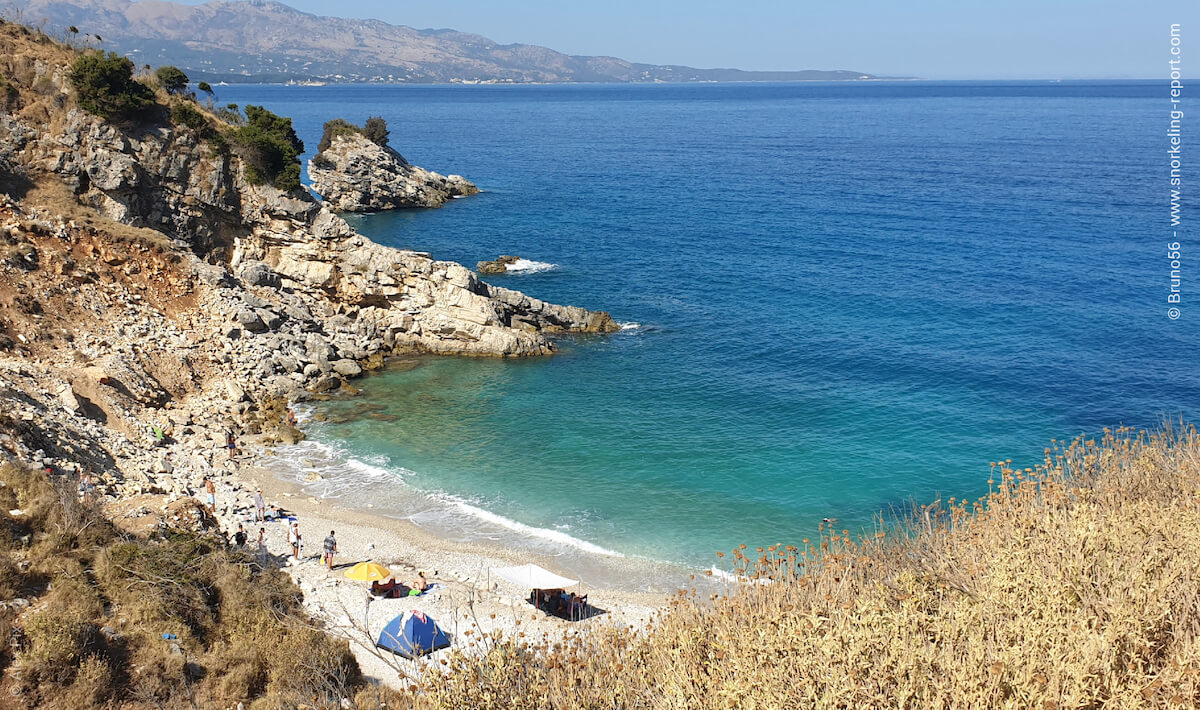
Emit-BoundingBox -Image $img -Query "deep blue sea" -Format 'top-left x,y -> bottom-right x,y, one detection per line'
219,81 -> 1197,582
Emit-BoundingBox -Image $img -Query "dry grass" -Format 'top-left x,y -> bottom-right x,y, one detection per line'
0,461 -> 374,709
2,421 -> 1197,709
401,424 -> 1200,709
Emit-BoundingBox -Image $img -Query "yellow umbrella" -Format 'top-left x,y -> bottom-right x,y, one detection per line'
345,561 -> 392,581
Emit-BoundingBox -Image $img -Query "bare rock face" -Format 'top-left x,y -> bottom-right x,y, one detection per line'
0,26 -> 623,522
308,133 -> 479,211
0,85 -> 613,359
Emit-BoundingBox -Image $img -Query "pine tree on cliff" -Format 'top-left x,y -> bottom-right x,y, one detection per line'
231,106 -> 305,192
363,116 -> 389,147
68,51 -> 157,122
155,65 -> 189,95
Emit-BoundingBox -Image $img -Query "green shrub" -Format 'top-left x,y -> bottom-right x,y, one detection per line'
0,77 -> 21,113
154,65 -> 188,95
18,605 -> 94,684
68,51 -> 157,121
316,117 -> 359,153
273,162 -> 302,193
215,103 -> 243,125
58,654 -> 115,708
229,105 -> 304,192
206,130 -> 228,153
31,76 -> 56,96
363,115 -> 389,146
169,101 -> 206,131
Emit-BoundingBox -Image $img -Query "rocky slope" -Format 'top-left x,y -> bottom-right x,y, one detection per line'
309,132 -> 479,210
0,21 -> 615,506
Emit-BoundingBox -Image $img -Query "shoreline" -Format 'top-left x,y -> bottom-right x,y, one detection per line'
220,447 -> 673,687
261,409 -> 702,592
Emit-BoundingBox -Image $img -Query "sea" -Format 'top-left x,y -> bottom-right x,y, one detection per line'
216,80 -> 1198,587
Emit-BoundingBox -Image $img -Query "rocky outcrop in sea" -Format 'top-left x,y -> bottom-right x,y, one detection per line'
477,255 -> 521,274
307,132 -> 479,211
0,100 -> 612,361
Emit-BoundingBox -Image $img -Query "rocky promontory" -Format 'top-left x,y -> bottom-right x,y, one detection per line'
0,24 -> 617,504
309,131 -> 479,211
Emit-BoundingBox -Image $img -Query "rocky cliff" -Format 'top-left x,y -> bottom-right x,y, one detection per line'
3,105 -> 609,363
308,132 -> 479,211
0,22 -> 615,499
0,50 -> 612,363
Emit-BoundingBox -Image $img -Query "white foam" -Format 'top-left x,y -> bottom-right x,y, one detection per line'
275,437 -> 343,466
446,497 -> 625,557
276,430 -> 626,560
345,458 -> 405,481
268,434 -> 413,499
618,322 -> 641,331
505,258 -> 557,274
708,566 -> 774,585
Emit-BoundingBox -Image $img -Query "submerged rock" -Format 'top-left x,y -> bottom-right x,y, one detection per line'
308,132 -> 479,211
477,255 -> 521,274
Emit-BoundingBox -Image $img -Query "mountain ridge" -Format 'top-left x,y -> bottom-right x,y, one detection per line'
8,0 -> 879,84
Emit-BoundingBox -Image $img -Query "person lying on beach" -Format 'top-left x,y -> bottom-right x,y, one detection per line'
414,571 -> 429,593
370,578 -> 411,598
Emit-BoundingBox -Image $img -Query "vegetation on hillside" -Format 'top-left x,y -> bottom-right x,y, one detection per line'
168,101 -> 207,132
154,65 -> 189,95
229,105 -> 305,192
67,51 -> 156,122
316,116 -> 389,154
363,116 -> 389,147
317,117 -> 358,154
0,462 -> 392,708
1,21 -> 303,194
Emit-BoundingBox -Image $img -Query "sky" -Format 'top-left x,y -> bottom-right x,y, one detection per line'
173,1 -> 1197,79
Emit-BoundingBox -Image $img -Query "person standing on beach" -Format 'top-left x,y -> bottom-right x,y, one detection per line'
254,488 -> 266,522
286,408 -> 297,428
204,478 -> 216,514
257,527 -> 267,562
226,430 -> 237,459
233,524 -> 247,547
323,530 -> 337,570
288,522 -> 301,560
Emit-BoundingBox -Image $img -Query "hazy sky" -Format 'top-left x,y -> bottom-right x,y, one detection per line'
177,0 -> 1195,79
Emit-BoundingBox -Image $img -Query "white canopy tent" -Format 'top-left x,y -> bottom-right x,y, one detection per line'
492,563 -> 578,589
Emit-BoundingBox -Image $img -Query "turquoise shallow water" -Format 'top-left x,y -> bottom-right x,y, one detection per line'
221,81 -> 1197,574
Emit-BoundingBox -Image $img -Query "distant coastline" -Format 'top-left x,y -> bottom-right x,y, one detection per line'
193,76 -> 916,86
18,0 -> 885,85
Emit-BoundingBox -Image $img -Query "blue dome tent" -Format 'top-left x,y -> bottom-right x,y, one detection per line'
376,610 -> 451,659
